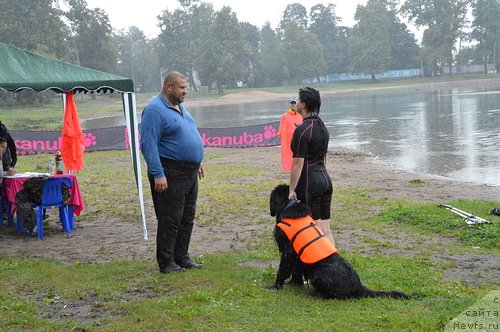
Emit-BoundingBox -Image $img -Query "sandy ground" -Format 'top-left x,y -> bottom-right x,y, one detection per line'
1,83 -> 499,287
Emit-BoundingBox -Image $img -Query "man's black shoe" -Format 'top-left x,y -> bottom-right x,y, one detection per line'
177,259 -> 203,269
160,262 -> 186,274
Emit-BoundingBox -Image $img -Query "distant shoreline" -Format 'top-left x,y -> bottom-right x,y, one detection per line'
82,76 -> 500,131
182,76 -> 500,109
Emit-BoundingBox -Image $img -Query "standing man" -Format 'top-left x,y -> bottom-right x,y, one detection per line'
277,97 -> 302,173
140,71 -> 205,274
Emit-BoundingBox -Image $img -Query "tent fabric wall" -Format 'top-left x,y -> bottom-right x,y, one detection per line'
0,42 -> 133,93
0,42 -> 147,239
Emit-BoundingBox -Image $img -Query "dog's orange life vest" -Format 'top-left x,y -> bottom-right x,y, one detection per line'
278,216 -> 337,264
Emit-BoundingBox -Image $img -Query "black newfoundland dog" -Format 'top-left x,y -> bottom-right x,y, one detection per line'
268,184 -> 409,300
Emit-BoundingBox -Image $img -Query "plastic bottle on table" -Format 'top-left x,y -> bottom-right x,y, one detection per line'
55,151 -> 64,174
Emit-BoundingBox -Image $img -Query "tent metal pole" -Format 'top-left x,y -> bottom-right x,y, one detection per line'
123,92 -> 148,240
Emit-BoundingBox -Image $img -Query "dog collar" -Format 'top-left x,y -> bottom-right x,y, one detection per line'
277,199 -> 297,219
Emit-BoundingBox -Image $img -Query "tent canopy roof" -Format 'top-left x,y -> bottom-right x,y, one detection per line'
0,42 -> 133,93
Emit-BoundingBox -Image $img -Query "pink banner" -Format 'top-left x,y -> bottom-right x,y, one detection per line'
11,122 -> 281,155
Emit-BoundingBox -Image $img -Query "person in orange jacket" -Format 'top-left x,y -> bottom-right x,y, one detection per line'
277,97 -> 302,173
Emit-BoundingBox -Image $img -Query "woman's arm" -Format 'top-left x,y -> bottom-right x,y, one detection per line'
288,157 -> 304,200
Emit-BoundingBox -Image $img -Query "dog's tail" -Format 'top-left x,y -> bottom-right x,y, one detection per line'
362,288 -> 410,299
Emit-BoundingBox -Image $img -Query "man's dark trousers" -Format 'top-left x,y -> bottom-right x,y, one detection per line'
149,158 -> 199,270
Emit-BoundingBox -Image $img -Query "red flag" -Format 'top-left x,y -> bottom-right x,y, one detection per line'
60,91 -> 85,172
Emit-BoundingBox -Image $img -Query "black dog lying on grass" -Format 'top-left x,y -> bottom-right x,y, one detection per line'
268,184 -> 410,300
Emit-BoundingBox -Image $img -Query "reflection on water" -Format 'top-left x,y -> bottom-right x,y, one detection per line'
190,86 -> 500,186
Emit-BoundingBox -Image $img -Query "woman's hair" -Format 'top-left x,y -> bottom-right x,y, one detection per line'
0,121 -> 8,138
298,87 -> 321,115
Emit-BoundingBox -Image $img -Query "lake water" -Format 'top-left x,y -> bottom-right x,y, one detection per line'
84,86 -> 500,187
187,87 -> 500,187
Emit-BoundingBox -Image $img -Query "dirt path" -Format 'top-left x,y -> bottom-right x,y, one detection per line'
1,146 -> 498,286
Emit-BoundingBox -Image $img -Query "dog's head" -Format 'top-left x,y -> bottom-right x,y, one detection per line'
270,184 -> 291,217
270,184 -> 312,220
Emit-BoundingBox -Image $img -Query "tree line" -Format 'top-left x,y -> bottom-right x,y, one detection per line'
0,0 -> 499,95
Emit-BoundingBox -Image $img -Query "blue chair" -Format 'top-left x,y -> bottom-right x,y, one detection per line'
17,177 -> 73,239
36,177 -> 73,239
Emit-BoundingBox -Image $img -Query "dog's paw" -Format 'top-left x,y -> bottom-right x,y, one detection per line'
287,279 -> 304,287
266,284 -> 283,290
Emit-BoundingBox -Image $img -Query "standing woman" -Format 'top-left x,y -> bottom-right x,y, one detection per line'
288,87 -> 334,244
0,121 -> 17,171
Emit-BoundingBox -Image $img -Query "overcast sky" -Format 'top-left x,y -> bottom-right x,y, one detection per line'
84,0 -> 370,38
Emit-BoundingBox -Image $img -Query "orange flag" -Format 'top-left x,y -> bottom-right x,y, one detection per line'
61,91 -> 85,172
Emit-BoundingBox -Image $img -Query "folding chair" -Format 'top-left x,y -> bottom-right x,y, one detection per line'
17,177 -> 73,239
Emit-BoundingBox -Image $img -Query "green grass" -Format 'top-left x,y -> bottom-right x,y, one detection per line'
377,201 -> 499,249
1,149 -> 498,331
0,252 -> 492,331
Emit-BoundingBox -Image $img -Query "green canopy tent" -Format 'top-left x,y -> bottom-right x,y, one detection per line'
0,41 -> 148,239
